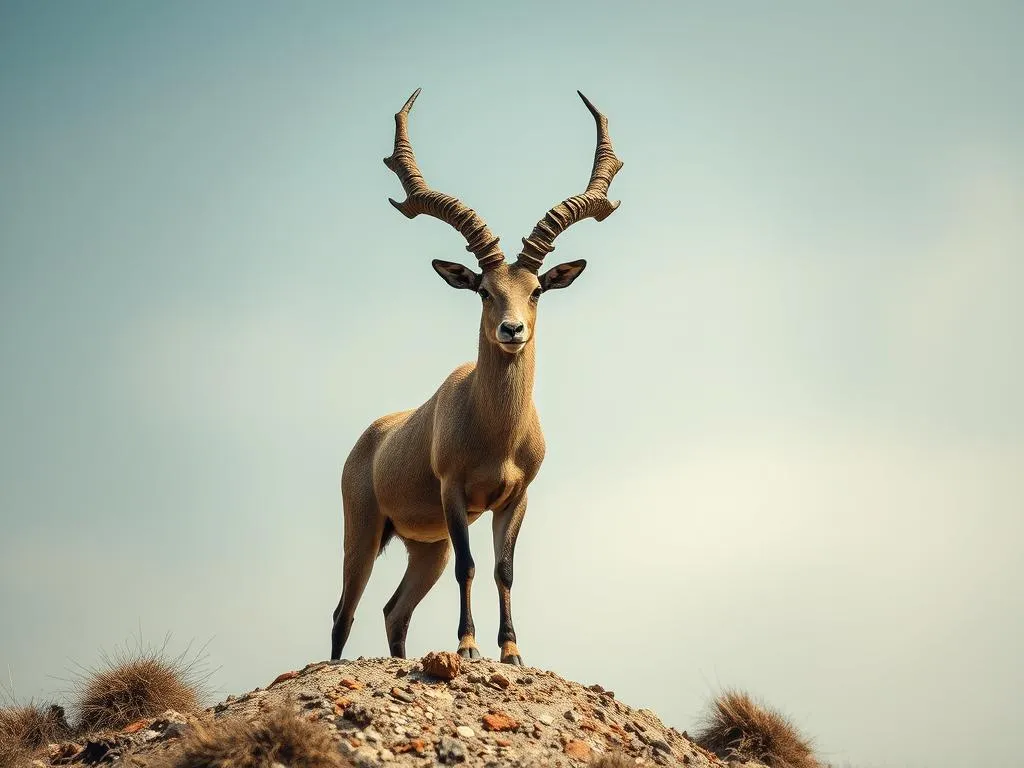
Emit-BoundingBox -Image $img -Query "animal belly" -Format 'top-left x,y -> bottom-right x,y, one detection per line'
390,506 -> 486,543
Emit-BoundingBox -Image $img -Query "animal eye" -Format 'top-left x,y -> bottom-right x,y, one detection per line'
478,288 -> 490,300
531,287 -> 542,301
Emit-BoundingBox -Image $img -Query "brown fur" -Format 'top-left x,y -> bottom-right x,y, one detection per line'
694,689 -> 821,768
0,703 -> 70,768
148,702 -> 349,768
73,641 -> 205,733
330,91 -> 621,663
500,640 -> 522,660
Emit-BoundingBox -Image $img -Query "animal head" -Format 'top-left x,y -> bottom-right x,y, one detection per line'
384,88 -> 623,355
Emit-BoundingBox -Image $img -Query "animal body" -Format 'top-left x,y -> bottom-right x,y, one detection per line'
330,88 -> 623,665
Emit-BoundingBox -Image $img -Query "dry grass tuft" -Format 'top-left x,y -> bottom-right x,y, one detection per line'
153,702 -> 350,768
0,702 -> 71,767
72,636 -> 208,733
694,689 -> 820,768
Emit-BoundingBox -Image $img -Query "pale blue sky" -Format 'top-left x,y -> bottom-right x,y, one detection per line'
2,3 -> 1022,767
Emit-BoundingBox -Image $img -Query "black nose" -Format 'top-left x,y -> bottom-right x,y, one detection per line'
500,321 -> 524,337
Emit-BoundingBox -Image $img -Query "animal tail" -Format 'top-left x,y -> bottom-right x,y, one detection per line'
378,518 -> 396,557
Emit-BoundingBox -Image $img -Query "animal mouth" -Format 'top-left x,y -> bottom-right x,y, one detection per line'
499,341 -> 526,352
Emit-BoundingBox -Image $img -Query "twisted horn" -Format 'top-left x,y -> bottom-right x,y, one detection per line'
516,91 -> 624,273
384,88 -> 505,271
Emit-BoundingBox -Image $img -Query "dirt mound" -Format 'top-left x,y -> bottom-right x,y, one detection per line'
24,654 -> 738,767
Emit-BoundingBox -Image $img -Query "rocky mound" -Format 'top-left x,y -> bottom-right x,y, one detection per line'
25,654 -> 745,767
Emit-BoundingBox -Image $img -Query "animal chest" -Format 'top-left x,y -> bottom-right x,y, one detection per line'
463,457 -> 528,514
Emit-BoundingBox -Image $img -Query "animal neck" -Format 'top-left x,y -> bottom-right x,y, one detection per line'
471,324 -> 536,435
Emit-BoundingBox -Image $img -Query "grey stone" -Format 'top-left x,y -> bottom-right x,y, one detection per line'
351,746 -> 378,767
437,735 -> 466,763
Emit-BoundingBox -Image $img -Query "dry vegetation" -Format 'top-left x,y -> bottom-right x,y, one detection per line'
150,702 -> 350,768
71,637 -> 207,732
0,702 -> 70,768
695,689 -> 821,768
1,636 -> 207,766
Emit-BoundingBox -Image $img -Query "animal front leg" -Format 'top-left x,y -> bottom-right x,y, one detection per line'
443,484 -> 480,659
492,493 -> 527,665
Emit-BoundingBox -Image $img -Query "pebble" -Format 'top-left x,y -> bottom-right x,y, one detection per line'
537,714 -> 555,725
436,735 -> 466,764
379,748 -> 395,761
647,736 -> 673,753
391,686 -> 416,703
481,712 -> 518,731
564,739 -> 592,760
456,725 -> 475,738
363,727 -> 382,743
489,672 -> 511,689
422,650 -> 462,681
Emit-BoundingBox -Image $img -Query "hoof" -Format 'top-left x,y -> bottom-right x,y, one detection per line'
458,646 -> 481,660
501,654 -> 524,666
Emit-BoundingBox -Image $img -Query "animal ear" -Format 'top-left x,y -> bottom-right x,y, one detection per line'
539,259 -> 587,291
432,259 -> 481,291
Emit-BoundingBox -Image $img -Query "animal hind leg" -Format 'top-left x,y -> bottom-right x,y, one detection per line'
330,505 -> 385,661
383,539 -> 450,658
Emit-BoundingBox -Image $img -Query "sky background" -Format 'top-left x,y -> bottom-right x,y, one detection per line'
1,2 -> 1022,766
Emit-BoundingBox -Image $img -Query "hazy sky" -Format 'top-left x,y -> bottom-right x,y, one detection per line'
1,2 -> 1021,767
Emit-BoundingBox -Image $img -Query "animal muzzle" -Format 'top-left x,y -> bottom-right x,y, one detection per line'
496,320 -> 528,345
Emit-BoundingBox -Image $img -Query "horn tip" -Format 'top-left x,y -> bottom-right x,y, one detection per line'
577,90 -> 599,116
400,88 -> 422,114
388,197 -> 415,218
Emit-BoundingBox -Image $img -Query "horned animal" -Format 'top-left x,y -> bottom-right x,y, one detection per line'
330,88 -> 623,665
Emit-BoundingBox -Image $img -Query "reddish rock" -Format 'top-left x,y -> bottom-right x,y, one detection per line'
489,672 -> 511,689
340,678 -> 365,690
564,739 -> 592,760
122,718 -> 151,734
394,739 -> 428,754
481,712 -> 518,731
496,737 -> 512,747
332,695 -> 351,714
421,650 -> 462,681
269,670 -> 298,687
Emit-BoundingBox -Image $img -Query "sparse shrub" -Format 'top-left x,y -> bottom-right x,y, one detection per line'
72,636 -> 207,733
153,702 -> 349,768
694,689 -> 820,768
0,702 -> 70,767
